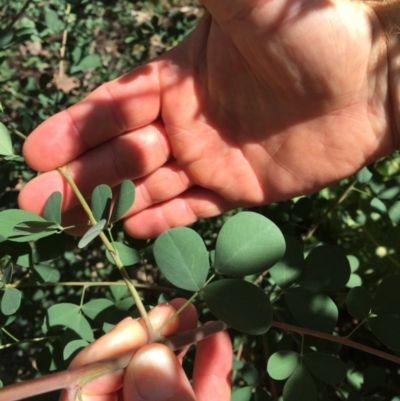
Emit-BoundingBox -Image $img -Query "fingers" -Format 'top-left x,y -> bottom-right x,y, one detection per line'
193,328 -> 232,401
23,62 -> 162,172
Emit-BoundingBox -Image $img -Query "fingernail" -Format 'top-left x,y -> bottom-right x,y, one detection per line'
129,345 -> 177,400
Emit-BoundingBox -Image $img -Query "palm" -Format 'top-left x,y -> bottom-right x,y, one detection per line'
20,0 -> 393,238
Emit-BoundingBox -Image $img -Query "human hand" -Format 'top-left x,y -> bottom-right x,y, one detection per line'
19,0 -> 397,238
61,298 -> 232,401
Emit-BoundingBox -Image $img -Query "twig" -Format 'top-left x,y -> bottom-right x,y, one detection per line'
5,0 -> 34,31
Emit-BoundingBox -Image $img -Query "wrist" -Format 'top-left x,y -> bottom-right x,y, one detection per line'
367,0 -> 400,150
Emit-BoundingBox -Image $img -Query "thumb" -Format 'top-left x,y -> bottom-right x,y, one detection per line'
124,343 -> 196,401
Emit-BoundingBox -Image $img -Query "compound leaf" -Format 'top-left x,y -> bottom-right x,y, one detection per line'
303,352 -> 346,384
1,288 -> 21,315
78,219 -> 107,249
283,364 -> 317,401
110,180 -> 135,223
91,184 -> 112,222
106,241 -> 140,266
267,350 -> 300,380
371,275 -> 400,315
369,315 -> 400,351
215,212 -> 285,276
0,122 -> 13,156
43,191 -> 62,224
203,279 -> 272,335
346,286 -> 371,320
154,227 -> 209,291
285,288 -> 338,333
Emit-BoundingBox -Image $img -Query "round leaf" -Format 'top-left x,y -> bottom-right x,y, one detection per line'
231,386 -> 253,401
282,364 -> 317,401
215,212 -> 285,276
111,180 -> 135,222
82,299 -> 115,322
91,184 -> 112,222
285,288 -> 338,333
267,350 -> 300,380
369,315 -> 400,351
106,241 -> 140,266
1,288 -> 21,315
0,122 -> 13,156
203,279 -> 272,335
43,191 -> 62,225
346,286 -> 371,320
303,352 -> 346,384
269,236 -> 304,288
154,227 -> 209,291
63,339 -> 88,361
371,275 -> 400,315
300,245 -> 350,292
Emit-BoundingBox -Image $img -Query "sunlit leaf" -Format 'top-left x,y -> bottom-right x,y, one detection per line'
303,352 -> 346,384
63,339 -> 88,361
215,212 -> 285,276
356,166 -> 373,183
106,241 -> 140,266
371,275 -> 400,315
267,350 -> 300,380
203,279 -> 272,335
346,287 -> 371,320
0,122 -> 13,156
282,364 -> 317,401
78,219 -> 107,249
91,184 -> 112,222
369,315 -> 400,351
110,281 -> 128,302
269,236 -> 304,288
370,198 -> 387,215
388,201 -> 400,224
1,288 -> 21,315
300,245 -> 350,292
231,386 -> 253,401
43,191 -> 62,225
285,288 -> 338,332
110,180 -> 135,222
154,227 -> 209,291
82,298 -> 115,322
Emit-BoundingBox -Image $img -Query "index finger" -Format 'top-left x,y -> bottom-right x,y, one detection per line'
23,62 -> 161,172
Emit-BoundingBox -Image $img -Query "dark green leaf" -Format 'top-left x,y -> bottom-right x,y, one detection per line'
78,219 -> 107,249
106,241 -> 140,266
91,184 -> 112,222
285,288 -> 338,332
203,279 -> 272,335
303,352 -> 346,383
267,350 -> 300,380
1,288 -> 21,315
231,386 -> 253,401
371,275 -> 400,315
0,29 -> 14,49
111,180 -> 135,222
154,227 -> 209,291
43,192 -> 62,224
369,315 -> 400,351
269,236 -> 304,288
30,264 -> 61,283
0,122 -> 13,156
282,364 -> 317,401
215,212 -> 285,276
362,365 -> 386,393
82,298 -> 115,321
346,287 -> 371,320
34,232 -> 68,262
300,245 -> 350,292
13,221 -> 59,235
2,261 -> 13,284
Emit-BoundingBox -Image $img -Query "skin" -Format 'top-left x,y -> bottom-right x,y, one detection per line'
18,0 -> 396,239
61,299 -> 232,401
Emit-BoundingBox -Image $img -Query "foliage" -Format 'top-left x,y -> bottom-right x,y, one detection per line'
1,1 -> 400,400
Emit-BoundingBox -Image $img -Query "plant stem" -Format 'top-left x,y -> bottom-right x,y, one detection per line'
56,167 -> 157,340
5,0 -> 33,30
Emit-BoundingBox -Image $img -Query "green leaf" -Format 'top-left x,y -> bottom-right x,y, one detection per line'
362,365 -> 386,393
71,54 -> 102,73
369,315 -> 400,351
269,236 -> 304,289
78,219 -> 107,249
356,166 -> 373,183
0,29 -> 14,49
388,201 -> 400,224
2,261 -> 13,284
43,192 -> 62,224
106,241 -> 140,266
110,180 -> 135,222
82,298 -> 115,322
300,245 -> 350,292
231,386 -> 253,401
34,233 -> 68,262
303,352 -> 346,384
370,197 -> 387,215
347,255 -> 360,272
0,122 -> 13,156
267,350 -> 300,380
154,227 -> 209,291
371,275 -> 400,315
282,364 -> 317,401
346,287 -> 371,320
91,184 -> 112,222
13,221 -> 59,235
43,303 -> 94,341
285,288 -> 338,332
64,339 -> 88,361
215,212 -> 285,276
203,279 -> 272,335
110,282 -> 128,302
44,8 -> 63,32
1,288 -> 21,315
0,209 -> 56,242
31,264 -> 61,283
